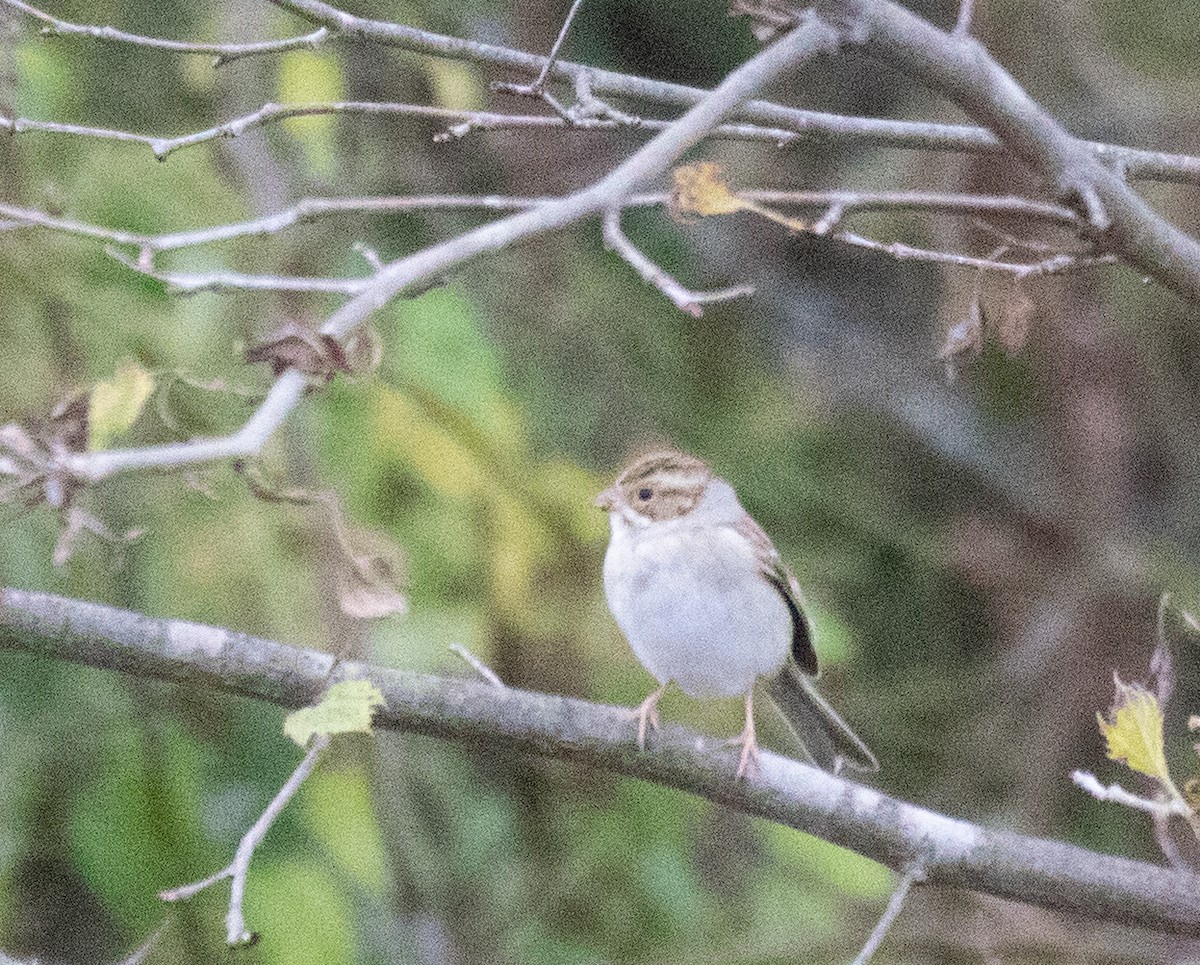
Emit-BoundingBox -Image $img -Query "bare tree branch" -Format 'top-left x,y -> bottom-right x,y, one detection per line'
51,16 -> 838,484
603,209 -> 755,315
3,587 -> 1200,937
825,0 -> 1200,300
0,0 -> 332,64
7,0 -> 1200,182
0,100 -> 832,156
828,230 -> 1116,277
106,248 -> 374,295
491,0 -> 584,115
267,0 -> 1200,184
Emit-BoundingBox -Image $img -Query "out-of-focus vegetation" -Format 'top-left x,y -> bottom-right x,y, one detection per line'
3,0 -> 1200,962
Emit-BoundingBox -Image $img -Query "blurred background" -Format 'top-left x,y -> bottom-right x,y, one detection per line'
4,0 -> 1200,961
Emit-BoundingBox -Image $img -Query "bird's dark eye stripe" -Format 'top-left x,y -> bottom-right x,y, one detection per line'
638,488 -> 652,501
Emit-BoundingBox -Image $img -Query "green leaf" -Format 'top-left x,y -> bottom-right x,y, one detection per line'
87,360 -> 155,450
284,680 -> 385,747
1098,675 -> 1171,782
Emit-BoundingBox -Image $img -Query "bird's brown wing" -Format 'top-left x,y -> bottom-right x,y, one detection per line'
733,514 -> 819,676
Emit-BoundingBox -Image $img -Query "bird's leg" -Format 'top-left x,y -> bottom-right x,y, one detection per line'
631,681 -> 669,750
725,691 -> 761,779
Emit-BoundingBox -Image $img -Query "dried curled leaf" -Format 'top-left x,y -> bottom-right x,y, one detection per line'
283,679 -> 386,747
1098,675 -> 1171,782
245,320 -> 361,380
88,360 -> 155,451
332,509 -> 408,620
0,391 -> 91,509
234,466 -> 407,619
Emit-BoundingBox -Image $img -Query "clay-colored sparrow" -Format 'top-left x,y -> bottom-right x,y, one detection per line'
596,449 -> 877,778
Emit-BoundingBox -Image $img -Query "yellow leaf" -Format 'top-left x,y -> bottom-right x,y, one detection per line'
671,161 -> 808,232
284,679 -> 385,747
88,361 -> 155,451
672,162 -> 747,217
1097,676 -> 1171,781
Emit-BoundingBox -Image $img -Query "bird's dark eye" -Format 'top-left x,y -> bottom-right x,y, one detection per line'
638,487 -> 652,501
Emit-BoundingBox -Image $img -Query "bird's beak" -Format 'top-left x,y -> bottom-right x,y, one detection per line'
594,486 -> 615,511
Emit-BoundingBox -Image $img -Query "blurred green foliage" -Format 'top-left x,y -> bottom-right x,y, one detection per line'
3,0 -> 1200,963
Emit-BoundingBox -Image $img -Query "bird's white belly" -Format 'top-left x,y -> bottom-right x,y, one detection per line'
603,522 -> 791,698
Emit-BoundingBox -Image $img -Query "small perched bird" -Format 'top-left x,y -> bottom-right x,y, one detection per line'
596,449 -> 877,778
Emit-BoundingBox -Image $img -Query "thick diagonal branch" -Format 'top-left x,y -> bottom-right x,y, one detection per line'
2,587 -> 1200,937
56,16 -> 836,485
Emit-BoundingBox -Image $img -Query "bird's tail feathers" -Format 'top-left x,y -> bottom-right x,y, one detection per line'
765,664 -> 878,775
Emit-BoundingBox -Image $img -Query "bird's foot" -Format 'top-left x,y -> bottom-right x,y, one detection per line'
724,693 -> 760,779
724,729 -> 761,780
630,684 -> 667,751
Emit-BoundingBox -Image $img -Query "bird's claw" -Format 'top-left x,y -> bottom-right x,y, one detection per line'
631,686 -> 666,751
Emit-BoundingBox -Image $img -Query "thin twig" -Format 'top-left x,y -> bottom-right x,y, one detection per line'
850,864 -> 925,965
531,0 -> 584,91
1071,771 -> 1194,819
449,644 -> 505,689
107,248 -> 372,295
602,209 -> 755,316
113,924 -> 166,965
1,190 -> 1081,255
571,71 -> 642,125
1,103 -> 808,156
830,229 -> 1116,277
1151,590 -> 1176,708
1,0 -> 332,64
160,733 -> 332,946
1153,814 -> 1189,869
952,0 -> 975,37
491,0 -> 585,118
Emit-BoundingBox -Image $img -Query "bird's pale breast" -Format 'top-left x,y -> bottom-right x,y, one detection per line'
602,517 -> 792,698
